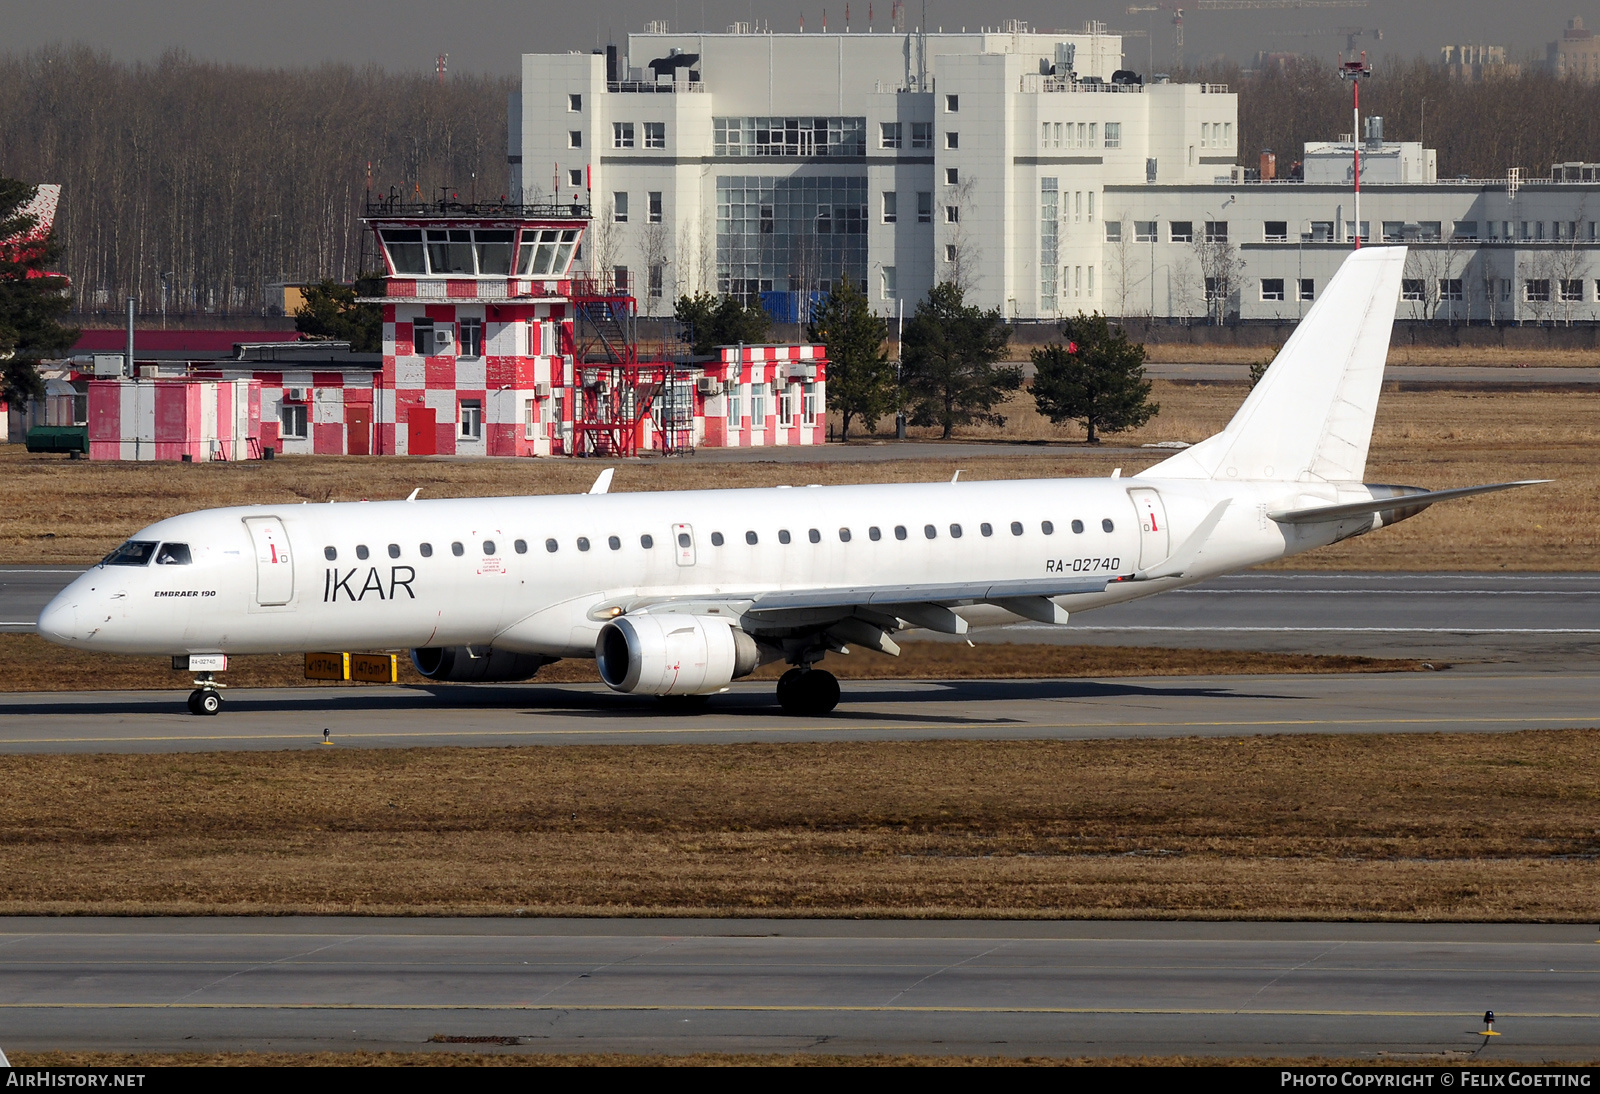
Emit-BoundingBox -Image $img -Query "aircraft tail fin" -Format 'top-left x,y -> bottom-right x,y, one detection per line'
1140,246 -> 1407,484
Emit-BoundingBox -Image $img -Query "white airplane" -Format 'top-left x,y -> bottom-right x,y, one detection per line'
38,247 -> 1539,716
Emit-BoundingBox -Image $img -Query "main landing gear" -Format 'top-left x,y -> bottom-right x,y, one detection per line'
187,673 -> 224,716
776,667 -> 840,716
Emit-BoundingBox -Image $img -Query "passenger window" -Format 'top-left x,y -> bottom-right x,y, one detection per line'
839,527 -> 852,542
609,536 -> 622,550
356,545 -> 370,560
579,537 -> 592,551
483,540 -> 496,555
895,525 -> 908,540
980,523 -> 993,537
155,543 -> 192,565
324,546 -> 338,561
949,524 -> 962,539
1102,518 -> 1115,533
1010,521 -> 1023,536
420,543 -> 433,558
808,528 -> 821,543
1042,521 -> 1055,535
1071,520 -> 1085,534
711,532 -> 724,546
924,524 -> 937,539
514,540 -> 527,554
869,526 -> 882,541
451,542 -> 464,557
388,544 -> 401,559
779,529 -> 792,544
676,533 -> 690,548
545,538 -> 558,553
641,534 -> 654,548
745,531 -> 759,545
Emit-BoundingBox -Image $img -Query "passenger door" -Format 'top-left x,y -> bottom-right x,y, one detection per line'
1128,488 -> 1170,571
243,516 -> 295,606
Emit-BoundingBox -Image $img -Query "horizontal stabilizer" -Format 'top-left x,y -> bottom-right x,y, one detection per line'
1267,480 -> 1547,525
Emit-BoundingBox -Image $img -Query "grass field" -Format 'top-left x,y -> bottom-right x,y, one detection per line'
0,633 -> 1421,691
2,383 -> 1595,570
1,731 -> 1593,920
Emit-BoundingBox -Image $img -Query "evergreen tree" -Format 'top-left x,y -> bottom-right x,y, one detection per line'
900,282 -> 1019,440
1031,312 -> 1158,444
0,177 -> 78,405
806,275 -> 894,441
673,291 -> 771,357
293,273 -> 384,353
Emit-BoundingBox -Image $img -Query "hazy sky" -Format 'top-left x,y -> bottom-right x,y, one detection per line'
6,0 -> 1591,74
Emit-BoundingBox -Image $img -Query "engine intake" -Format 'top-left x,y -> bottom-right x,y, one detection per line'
595,615 -> 760,695
410,646 -> 550,683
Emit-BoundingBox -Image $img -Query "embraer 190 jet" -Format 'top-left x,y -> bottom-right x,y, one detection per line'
38,247 -> 1539,715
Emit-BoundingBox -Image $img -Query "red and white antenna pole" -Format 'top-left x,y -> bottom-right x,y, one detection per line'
1339,52 -> 1372,249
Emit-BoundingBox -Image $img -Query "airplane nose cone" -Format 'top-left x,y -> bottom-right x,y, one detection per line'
37,595 -> 79,645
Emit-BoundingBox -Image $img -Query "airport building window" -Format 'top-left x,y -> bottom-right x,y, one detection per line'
919,192 -> 933,224
356,545 -> 369,560
1300,279 -> 1315,301
910,122 -> 932,149
609,536 -> 622,550
1135,220 -> 1157,242
644,122 -> 665,149
946,167 -> 959,185
711,532 -> 724,546
924,524 -> 937,539
945,94 -> 959,112
745,531 -> 759,545
388,544 -> 401,559
648,191 -> 663,223
568,130 -> 582,148
945,131 -> 959,150
460,400 -> 483,439
895,525 -> 908,540
1169,221 -> 1193,243
1261,278 -> 1285,301
880,122 -> 902,149
280,402 -> 308,439
459,318 -> 484,357
451,542 -> 464,556
324,546 -> 337,561
713,116 -> 867,157
1439,279 -> 1464,302
568,93 -> 582,111
514,540 -> 527,554
1102,519 -> 1115,532
1401,279 -> 1425,302
1041,521 -> 1054,535
613,122 -> 634,148
420,543 -> 433,557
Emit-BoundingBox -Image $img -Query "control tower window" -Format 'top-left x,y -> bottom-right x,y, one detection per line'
380,229 -> 425,275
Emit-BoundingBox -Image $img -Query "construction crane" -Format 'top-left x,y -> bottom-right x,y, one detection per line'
1269,25 -> 1382,52
1127,0 -> 1368,65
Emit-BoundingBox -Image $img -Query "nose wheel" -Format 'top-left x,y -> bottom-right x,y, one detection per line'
186,688 -> 223,716
776,667 -> 840,715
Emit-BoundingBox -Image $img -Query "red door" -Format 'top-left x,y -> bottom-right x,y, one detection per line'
406,406 -> 436,456
345,405 -> 371,456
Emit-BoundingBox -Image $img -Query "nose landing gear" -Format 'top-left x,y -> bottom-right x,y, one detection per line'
186,672 -> 225,716
776,666 -> 840,715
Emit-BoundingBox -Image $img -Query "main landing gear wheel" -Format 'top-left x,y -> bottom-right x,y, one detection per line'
187,689 -> 223,716
776,668 -> 840,716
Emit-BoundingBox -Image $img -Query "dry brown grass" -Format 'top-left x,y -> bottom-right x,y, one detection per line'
3,383 -> 1593,569
7,1050 -> 1549,1067
2,732 -> 1595,920
1123,345 -> 1600,367
0,633 -> 1419,692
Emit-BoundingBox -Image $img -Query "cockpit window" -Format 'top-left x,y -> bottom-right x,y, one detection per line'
102,540 -> 157,566
154,543 -> 193,565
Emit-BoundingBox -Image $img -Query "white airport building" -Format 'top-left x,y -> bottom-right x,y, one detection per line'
511,25 -> 1600,325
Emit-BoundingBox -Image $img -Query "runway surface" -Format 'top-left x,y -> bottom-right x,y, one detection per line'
0,918 -> 1593,1059
6,570 -> 1599,664
0,669 -> 1596,753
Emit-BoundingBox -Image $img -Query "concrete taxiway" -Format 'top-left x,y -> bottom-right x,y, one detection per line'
0,668 -> 1595,753
0,918 -> 1593,1059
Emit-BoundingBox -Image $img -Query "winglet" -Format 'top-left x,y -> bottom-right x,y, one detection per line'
405,488 -> 422,502
589,468 -> 615,495
1135,500 -> 1230,581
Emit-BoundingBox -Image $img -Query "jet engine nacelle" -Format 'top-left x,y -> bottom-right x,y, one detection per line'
410,646 -> 550,683
595,614 -> 760,695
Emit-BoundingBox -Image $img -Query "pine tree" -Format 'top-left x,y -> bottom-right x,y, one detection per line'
806,276 -> 894,441
1031,312 -> 1158,444
673,291 -> 771,357
900,282 -> 1019,440
0,177 -> 78,405
293,274 -> 385,353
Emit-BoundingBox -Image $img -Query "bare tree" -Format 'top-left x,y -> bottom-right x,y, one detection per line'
941,175 -> 982,295
637,217 -> 671,317
1108,209 -> 1143,320
1193,235 -> 1244,326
